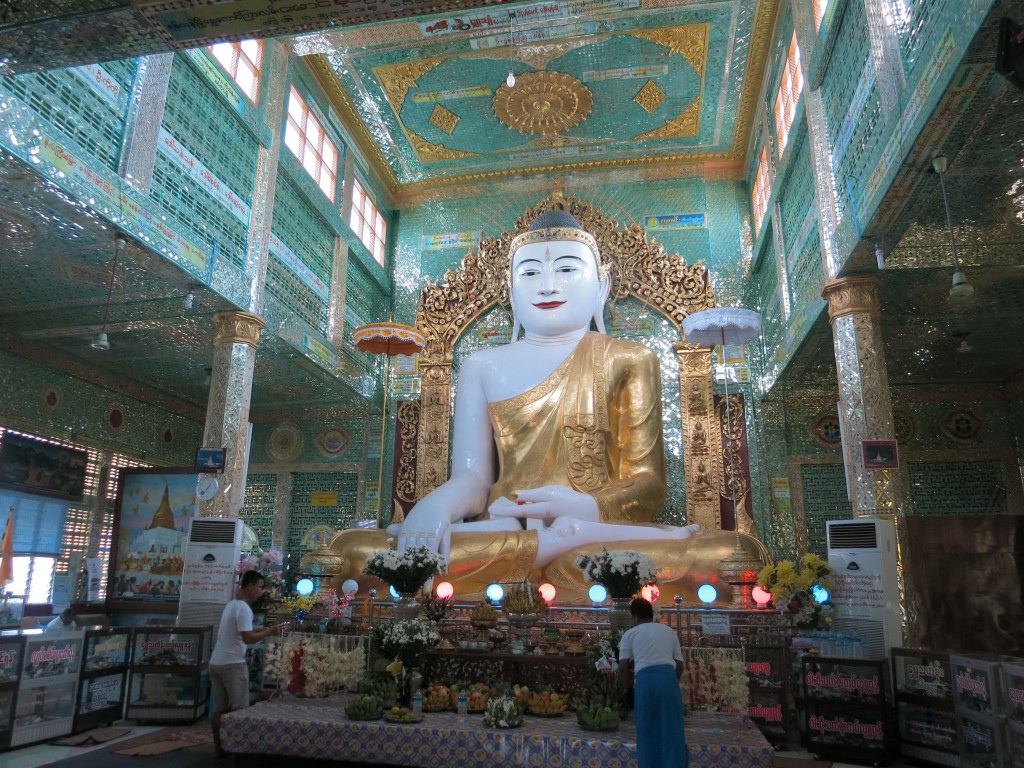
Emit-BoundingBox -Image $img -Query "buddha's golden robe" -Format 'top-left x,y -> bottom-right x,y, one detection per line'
329,332 -> 769,603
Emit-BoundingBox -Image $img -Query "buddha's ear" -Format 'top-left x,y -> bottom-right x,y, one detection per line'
593,276 -> 611,334
509,292 -> 522,341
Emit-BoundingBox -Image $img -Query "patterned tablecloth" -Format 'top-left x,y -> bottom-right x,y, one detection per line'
220,695 -> 773,768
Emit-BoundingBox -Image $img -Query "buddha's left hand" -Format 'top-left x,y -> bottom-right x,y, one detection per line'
488,485 -> 599,523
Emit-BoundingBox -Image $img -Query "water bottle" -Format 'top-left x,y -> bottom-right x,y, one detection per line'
318,616 -> 329,634
457,689 -> 468,720
412,689 -> 423,719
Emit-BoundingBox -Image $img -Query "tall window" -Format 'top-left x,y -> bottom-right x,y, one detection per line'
207,39 -> 264,104
752,146 -> 771,234
812,0 -> 830,31
284,86 -> 339,201
349,178 -> 388,266
774,32 -> 804,157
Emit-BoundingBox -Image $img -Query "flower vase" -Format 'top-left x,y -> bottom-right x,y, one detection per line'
393,594 -> 421,621
607,598 -> 633,632
402,668 -> 423,706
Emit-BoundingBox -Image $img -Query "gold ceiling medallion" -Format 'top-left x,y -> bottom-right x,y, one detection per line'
627,24 -> 711,78
493,71 -> 593,136
634,98 -> 701,140
634,80 -> 666,115
407,130 -> 479,163
374,57 -> 448,113
429,104 -> 460,136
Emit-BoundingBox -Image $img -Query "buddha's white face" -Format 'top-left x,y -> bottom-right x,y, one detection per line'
511,239 -> 603,337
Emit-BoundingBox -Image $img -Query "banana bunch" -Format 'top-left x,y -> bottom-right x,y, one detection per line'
505,581 -> 547,613
526,689 -> 566,715
345,694 -> 383,720
470,603 -> 498,622
576,702 -> 620,730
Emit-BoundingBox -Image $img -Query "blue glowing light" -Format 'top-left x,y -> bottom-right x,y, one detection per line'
295,578 -> 315,596
486,583 -> 505,602
588,584 -> 608,603
389,585 -> 400,599
812,585 -> 831,604
697,584 -> 717,604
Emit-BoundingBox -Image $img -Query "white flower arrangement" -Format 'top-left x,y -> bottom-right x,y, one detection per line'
363,546 -> 446,595
263,635 -> 365,697
575,549 -> 658,599
483,695 -> 524,728
380,619 -> 440,667
679,647 -> 749,714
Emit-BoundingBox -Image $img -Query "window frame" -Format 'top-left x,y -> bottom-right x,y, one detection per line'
207,39 -> 264,104
812,0 -> 829,31
284,86 -> 340,202
348,177 -> 388,267
752,146 -> 772,235
773,32 -> 804,157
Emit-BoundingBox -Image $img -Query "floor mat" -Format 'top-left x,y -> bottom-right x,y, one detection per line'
53,729 -> 133,746
111,739 -> 198,757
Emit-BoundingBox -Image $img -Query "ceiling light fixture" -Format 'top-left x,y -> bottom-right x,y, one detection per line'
183,286 -> 196,309
506,11 -> 517,88
91,234 -> 125,351
932,156 -> 975,299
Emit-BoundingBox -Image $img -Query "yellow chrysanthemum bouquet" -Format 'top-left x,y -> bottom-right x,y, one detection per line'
757,553 -> 834,630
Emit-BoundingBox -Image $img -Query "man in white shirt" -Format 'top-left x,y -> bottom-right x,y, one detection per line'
45,607 -> 77,631
209,570 -> 290,757
619,597 -> 688,768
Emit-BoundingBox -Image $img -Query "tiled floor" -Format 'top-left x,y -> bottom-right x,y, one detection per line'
0,727 -> 161,768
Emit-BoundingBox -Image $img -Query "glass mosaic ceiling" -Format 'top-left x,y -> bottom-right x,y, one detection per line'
303,0 -> 772,186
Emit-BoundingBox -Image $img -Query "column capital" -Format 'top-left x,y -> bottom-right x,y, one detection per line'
213,311 -> 266,348
822,275 -> 881,322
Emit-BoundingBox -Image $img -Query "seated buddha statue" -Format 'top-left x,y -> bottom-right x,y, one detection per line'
330,211 -> 769,603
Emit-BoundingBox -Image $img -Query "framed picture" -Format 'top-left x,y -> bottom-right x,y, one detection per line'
195,447 -> 226,473
108,468 -> 199,612
862,440 -> 899,470
0,431 -> 88,502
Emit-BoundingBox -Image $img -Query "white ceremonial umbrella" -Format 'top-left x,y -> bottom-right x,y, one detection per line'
683,307 -> 763,532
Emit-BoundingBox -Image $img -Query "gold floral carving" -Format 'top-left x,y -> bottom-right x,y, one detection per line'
374,57 -> 447,113
627,24 -> 710,78
718,393 -> 755,537
515,40 -> 591,70
635,98 -> 701,140
634,80 -> 666,114
407,130 -> 480,163
392,399 -> 421,525
213,311 -> 265,348
676,344 -> 721,531
822,276 -> 881,321
492,72 -> 593,136
429,104 -> 460,135
414,193 -> 717,499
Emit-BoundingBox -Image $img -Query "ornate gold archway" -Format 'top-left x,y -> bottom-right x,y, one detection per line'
410,192 -> 728,532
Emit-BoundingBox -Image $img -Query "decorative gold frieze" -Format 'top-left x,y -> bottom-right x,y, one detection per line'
416,364 -> 453,498
492,71 -> 593,135
213,311 -> 265,348
429,103 -> 460,135
627,24 -> 710,78
635,98 -> 701,140
822,275 -> 881,321
374,57 -> 447,113
634,80 -> 666,114
407,130 -> 479,163
393,399 -> 421,523
676,344 -> 720,531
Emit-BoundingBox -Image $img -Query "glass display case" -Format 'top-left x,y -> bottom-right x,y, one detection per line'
950,652 -> 1024,768
891,647 -> 959,766
801,656 -> 895,764
0,595 -> 25,629
74,627 -> 131,732
11,631 -> 84,747
0,631 -> 25,749
126,626 -> 211,722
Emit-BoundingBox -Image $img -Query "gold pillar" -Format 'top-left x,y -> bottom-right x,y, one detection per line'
822,275 -> 919,643
415,363 -> 453,498
676,344 -> 722,532
200,311 -> 265,518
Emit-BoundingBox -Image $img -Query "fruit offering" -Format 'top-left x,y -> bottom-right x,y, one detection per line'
422,684 -> 451,712
512,684 -> 531,706
577,702 -> 620,731
386,705 -> 421,723
470,603 -> 497,624
505,581 -> 547,614
465,682 -> 493,712
345,694 -> 383,720
526,688 -> 567,716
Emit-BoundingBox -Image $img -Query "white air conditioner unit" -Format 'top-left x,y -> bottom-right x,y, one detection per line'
826,518 -> 902,660
177,517 -> 244,636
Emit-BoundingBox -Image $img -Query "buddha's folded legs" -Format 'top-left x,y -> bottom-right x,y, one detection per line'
329,527 -> 770,604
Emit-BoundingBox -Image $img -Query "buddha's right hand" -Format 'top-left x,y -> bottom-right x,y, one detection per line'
387,500 -> 452,560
